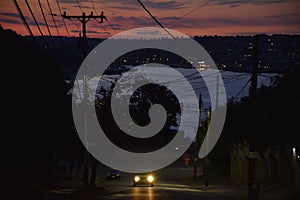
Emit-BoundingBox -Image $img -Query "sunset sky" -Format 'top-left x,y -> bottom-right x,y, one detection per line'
0,0 -> 299,38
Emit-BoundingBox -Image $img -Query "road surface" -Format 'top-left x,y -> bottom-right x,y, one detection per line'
101,176 -> 232,200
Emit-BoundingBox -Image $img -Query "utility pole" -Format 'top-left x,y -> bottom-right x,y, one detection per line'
203,75 -> 218,186
62,11 -> 106,187
193,94 -> 202,180
216,74 -> 219,109
248,34 -> 259,199
205,106 -> 211,187
62,11 -> 106,58
250,35 -> 259,97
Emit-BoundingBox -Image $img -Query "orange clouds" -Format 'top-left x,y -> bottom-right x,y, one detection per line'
0,0 -> 299,38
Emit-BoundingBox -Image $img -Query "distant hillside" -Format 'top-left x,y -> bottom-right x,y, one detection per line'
28,34 -> 300,79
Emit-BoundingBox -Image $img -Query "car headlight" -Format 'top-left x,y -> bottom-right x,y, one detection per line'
147,175 -> 154,182
134,176 -> 140,182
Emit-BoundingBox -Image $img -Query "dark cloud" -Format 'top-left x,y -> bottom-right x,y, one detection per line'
59,0 -> 187,11
74,5 -> 92,9
105,23 -> 122,27
0,12 -> 20,18
108,5 -> 140,11
112,15 -> 187,27
103,24 -> 124,30
160,16 -> 180,21
89,21 -> 123,31
112,15 -> 155,26
143,0 -> 187,10
38,0 -> 296,11
197,15 -> 300,27
117,14 -> 300,29
0,18 -> 22,25
113,16 -> 126,21
27,21 -> 47,27
71,29 -> 100,34
0,12 -> 29,25
264,13 -> 300,18
211,0 -> 289,7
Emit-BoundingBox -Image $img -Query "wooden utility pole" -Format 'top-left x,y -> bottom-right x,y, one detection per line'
193,94 -> 202,180
62,11 -> 106,58
250,35 -> 259,97
62,11 -> 106,187
203,74 -> 218,186
248,34 -> 259,199
205,106 -> 211,187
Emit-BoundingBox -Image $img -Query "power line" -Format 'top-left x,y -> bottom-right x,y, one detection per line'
90,0 -> 114,36
55,2 -> 82,29
178,73 -> 252,96
25,0 -> 49,47
163,71 -> 220,85
75,0 -> 84,12
38,0 -> 55,46
46,0 -> 60,36
93,0 -> 119,35
105,18 -> 118,35
61,11 -> 107,58
13,0 -> 35,39
166,0 -> 212,26
136,0 -> 175,38
223,73 -> 250,84
41,0 -> 71,77
91,0 -> 119,35
233,77 -> 251,99
40,1 -> 50,14
55,0 -> 70,36
90,0 -> 98,14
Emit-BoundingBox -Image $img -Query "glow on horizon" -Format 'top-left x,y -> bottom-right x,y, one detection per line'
0,0 -> 299,38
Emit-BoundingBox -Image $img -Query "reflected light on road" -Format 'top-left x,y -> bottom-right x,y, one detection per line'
133,187 -> 139,200
148,187 -> 153,200
132,187 -> 154,200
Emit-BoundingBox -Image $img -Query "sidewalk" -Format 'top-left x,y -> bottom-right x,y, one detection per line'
180,179 -> 299,200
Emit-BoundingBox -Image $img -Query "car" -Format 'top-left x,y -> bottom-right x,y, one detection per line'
133,173 -> 155,187
106,169 -> 121,180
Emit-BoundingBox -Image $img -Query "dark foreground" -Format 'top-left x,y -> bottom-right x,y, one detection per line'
7,172 -> 298,200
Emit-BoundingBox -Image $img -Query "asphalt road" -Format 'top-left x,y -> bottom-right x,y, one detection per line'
101,178 -> 232,200
22,160 -> 239,200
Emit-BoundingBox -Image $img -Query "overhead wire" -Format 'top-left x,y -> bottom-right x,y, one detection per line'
46,0 -> 60,36
37,0 -> 55,47
55,0 -> 70,36
63,0 -> 82,29
166,0 -> 212,26
44,1 -> 73,78
232,77 -> 252,99
12,0 -> 68,81
136,0 -> 175,38
13,0 -> 35,39
174,72 -> 254,97
25,0 -> 49,47
223,73 -> 250,84
105,17 -> 119,35
40,1 -> 50,13
90,0 -> 114,36
75,0 -> 84,13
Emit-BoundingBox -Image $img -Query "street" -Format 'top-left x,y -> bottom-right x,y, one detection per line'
101,174 -> 233,200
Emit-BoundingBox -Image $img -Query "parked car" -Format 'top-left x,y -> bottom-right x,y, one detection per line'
106,169 -> 121,180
